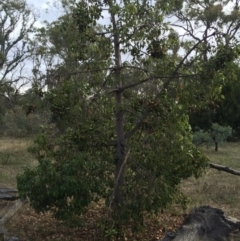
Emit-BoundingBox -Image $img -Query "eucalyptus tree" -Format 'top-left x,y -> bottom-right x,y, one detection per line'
0,0 -> 36,82
17,0 -> 240,232
0,0 -> 36,111
174,0 -> 240,136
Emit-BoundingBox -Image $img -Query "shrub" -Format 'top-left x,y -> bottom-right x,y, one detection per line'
1,106 -> 50,137
193,123 -> 232,151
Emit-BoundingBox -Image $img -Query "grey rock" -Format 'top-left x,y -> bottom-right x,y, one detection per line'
160,206 -> 240,241
8,237 -> 20,241
161,232 -> 176,241
0,188 -> 18,201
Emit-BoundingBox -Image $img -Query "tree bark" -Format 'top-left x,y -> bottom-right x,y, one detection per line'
215,141 -> 218,151
110,2 -> 126,209
209,162 -> 240,176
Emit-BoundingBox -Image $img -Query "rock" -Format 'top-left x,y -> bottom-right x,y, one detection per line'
161,232 -> 176,241
0,188 -> 21,241
0,199 -> 24,225
160,206 -> 240,241
0,188 -> 18,201
8,237 -> 20,241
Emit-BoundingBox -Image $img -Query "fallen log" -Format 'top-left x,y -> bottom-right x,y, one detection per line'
209,162 -> 240,176
160,206 -> 240,241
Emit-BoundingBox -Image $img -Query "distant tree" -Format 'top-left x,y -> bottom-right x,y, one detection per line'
189,62 -> 240,140
214,63 -> 240,139
0,0 -> 36,96
193,123 -> 232,151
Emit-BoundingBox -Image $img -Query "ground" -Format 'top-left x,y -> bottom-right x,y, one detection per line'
0,138 -> 240,240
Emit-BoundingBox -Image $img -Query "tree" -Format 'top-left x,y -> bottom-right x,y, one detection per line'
193,123 -> 232,151
0,0 -> 36,109
189,62 -> 240,139
17,0 -> 240,234
214,63 -> 240,139
0,0 -> 35,74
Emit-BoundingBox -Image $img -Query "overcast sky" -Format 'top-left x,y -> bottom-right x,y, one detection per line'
26,0 -> 60,27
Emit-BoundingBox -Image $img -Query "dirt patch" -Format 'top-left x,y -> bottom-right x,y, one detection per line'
3,202 -> 185,241
0,201 -> 14,219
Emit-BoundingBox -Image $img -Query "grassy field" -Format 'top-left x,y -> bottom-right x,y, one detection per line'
0,137 -> 36,188
0,138 -> 240,240
181,142 -> 240,219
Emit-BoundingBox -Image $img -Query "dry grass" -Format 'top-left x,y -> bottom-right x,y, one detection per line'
0,137 -> 37,188
0,138 -> 240,240
181,142 -> 240,219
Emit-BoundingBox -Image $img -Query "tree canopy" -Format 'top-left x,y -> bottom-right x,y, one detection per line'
16,0 -> 240,236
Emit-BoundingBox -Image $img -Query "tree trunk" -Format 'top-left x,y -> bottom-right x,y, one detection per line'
110,2 -> 126,210
215,141 -> 218,151
160,206 -> 240,241
114,90 -> 125,206
0,233 -> 3,241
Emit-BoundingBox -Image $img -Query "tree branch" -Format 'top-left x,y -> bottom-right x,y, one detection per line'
122,65 -> 149,73
162,31 -> 216,90
171,23 -> 201,42
51,67 -> 114,78
209,162 -> 240,176
120,77 -> 152,91
124,32 -> 217,141
120,74 -> 201,92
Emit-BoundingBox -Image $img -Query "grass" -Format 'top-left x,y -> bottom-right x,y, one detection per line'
0,137 -> 37,188
0,137 -> 239,240
180,142 -> 240,219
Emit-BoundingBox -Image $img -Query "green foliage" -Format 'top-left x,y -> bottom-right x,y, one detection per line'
17,81 -> 209,224
17,0 -> 240,233
120,110 -> 208,221
18,80 -> 115,220
17,150 -> 111,220
211,123 -> 232,144
0,106 -> 50,138
193,123 -> 232,149
192,129 -> 213,148
214,63 -> 240,139
189,62 -> 240,139
3,109 -> 28,137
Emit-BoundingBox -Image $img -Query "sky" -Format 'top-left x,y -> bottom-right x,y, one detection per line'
27,0 -> 58,26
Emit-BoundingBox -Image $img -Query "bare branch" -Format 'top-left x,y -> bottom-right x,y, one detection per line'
120,77 -> 152,91
171,23 -> 201,42
209,162 -> 240,176
162,31 -> 216,90
120,74 -> 201,92
122,65 -> 149,73
50,67 -> 114,78
125,121 -> 142,140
